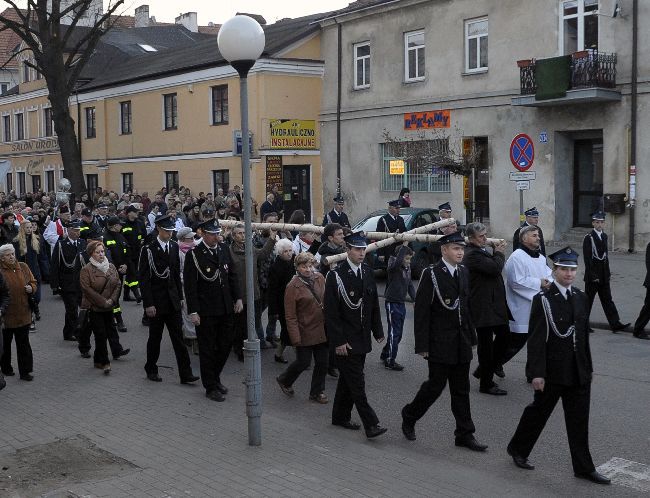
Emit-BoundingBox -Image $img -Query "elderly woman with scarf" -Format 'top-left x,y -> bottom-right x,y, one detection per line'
80,240 -> 123,375
0,244 -> 37,381
13,219 -> 48,325
267,239 -> 297,363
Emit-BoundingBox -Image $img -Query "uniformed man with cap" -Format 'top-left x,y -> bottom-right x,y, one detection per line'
138,213 -> 199,385
438,202 -> 452,220
507,247 -> 610,485
95,203 -> 110,230
324,231 -> 387,439
79,207 -> 103,240
377,200 -> 406,264
582,211 -> 629,333
322,195 -> 351,229
50,220 -> 87,341
183,218 -> 243,402
401,231 -> 488,452
513,207 -> 546,256
103,216 -> 129,333
121,205 -> 145,303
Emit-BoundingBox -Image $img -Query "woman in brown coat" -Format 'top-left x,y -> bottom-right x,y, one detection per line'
276,252 -> 329,403
80,240 -> 122,375
0,244 -> 37,381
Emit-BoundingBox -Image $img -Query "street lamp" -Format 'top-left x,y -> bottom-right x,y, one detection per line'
217,15 -> 265,446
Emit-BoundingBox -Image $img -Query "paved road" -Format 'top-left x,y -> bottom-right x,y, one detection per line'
1,250 -> 649,497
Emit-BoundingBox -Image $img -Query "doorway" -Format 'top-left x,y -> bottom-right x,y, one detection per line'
282,165 -> 311,223
573,138 -> 603,227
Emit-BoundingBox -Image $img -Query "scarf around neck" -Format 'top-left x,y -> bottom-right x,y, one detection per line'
520,245 -> 540,258
90,257 -> 110,274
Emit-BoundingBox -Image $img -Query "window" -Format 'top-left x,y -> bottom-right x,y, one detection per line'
46,170 -> 55,192
465,18 -> 488,72
380,141 -> 451,192
85,107 -> 96,138
211,85 -> 228,125
120,101 -> 132,134
404,30 -> 425,81
3,115 -> 11,142
6,173 -> 12,191
22,62 -> 30,83
44,108 -> 54,137
163,93 -> 178,130
86,174 -> 98,195
122,173 -> 133,193
561,0 -> 599,54
213,169 -> 230,196
15,113 -> 24,140
165,171 -> 179,191
1,83 -> 7,94
354,42 -> 371,89
17,171 -> 25,196
31,174 -> 41,192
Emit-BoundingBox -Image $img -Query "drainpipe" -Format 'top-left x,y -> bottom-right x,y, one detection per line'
628,0 -> 638,252
336,20 -> 342,197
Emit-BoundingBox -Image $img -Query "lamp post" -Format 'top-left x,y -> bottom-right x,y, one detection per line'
217,15 -> 266,446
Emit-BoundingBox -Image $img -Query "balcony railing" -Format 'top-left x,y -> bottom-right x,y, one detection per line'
518,51 -> 617,96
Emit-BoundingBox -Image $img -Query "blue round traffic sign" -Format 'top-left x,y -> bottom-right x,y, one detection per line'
510,134 -> 535,171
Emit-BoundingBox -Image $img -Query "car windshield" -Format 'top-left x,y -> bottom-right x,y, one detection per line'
354,214 -> 413,233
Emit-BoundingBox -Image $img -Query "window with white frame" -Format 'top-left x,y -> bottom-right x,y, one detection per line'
353,42 -> 370,89
22,62 -> 30,83
44,108 -> 54,136
85,107 -> 96,138
404,30 -> 425,82
465,18 -> 488,72
3,115 -> 10,142
15,113 -> 24,140
120,101 -> 132,134
163,93 -> 178,130
380,141 -> 451,193
560,0 -> 598,55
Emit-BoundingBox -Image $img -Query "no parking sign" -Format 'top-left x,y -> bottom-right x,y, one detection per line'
510,134 -> 535,171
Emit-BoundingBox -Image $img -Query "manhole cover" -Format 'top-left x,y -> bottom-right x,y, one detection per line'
0,435 -> 138,497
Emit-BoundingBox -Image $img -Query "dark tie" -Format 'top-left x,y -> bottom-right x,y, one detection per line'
164,244 -> 168,256
453,268 -> 459,285
357,269 -> 362,281
566,289 -> 572,302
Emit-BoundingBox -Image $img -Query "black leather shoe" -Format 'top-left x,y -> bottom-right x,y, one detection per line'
20,373 -> 34,381
401,417 -> 416,441
385,361 -> 404,371
455,437 -> 487,452
114,348 -> 130,359
147,373 -> 162,382
2,370 -> 15,376
64,336 -> 77,342
206,390 -> 225,402
117,323 -> 127,333
365,425 -> 388,439
634,331 -> 650,340
494,366 -> 505,378
588,328 -> 595,334
80,352 -> 91,359
612,322 -> 631,332
215,382 -> 228,395
274,355 -> 288,364
141,316 -> 150,326
332,420 -> 361,431
0,374 -> 5,391
575,471 -> 611,484
507,445 -> 534,469
327,367 -> 339,378
181,375 -> 200,384
479,385 -> 508,396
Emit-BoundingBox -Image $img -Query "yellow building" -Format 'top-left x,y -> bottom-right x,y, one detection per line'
0,15 -> 325,222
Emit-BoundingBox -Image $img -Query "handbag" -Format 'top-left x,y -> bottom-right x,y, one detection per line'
76,272 -> 110,332
17,263 -> 37,312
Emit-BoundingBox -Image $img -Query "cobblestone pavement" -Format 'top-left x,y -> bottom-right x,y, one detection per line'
1,251 -> 648,497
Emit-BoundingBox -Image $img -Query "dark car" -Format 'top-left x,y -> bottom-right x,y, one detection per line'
352,207 -> 440,278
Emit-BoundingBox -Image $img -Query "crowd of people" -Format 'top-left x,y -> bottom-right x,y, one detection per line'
1,184 -> 648,486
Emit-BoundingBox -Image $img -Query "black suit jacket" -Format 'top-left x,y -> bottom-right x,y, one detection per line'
50,237 -> 87,291
582,230 -> 611,283
183,241 -> 240,316
461,244 -> 510,328
377,213 -> 407,259
324,260 -> 383,354
526,284 -> 593,386
321,209 -> 351,228
644,241 -> 650,288
138,239 -> 183,312
513,222 -> 546,256
414,261 -> 474,364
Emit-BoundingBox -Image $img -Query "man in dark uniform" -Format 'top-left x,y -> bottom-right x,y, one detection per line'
138,213 -> 199,385
50,220 -> 87,341
377,199 -> 406,264
95,203 -> 110,230
184,218 -> 243,401
633,240 -> 650,340
79,207 -> 103,240
321,195 -> 351,229
582,211 -> 629,333
103,216 -> 129,333
507,247 -> 610,485
121,205 -> 145,303
435,202 -> 453,228
324,231 -> 387,439
401,231 -> 487,452
513,207 -> 546,256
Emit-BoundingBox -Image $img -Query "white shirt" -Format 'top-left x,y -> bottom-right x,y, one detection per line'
292,235 -> 321,263
347,257 -> 361,277
554,281 -> 572,299
442,258 -> 458,276
594,230 -> 603,240
157,237 -> 169,253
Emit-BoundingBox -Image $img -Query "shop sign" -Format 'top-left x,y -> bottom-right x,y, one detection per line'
10,137 -> 59,153
404,110 -> 451,130
389,160 -> 405,175
269,119 -> 317,149
265,156 -> 283,194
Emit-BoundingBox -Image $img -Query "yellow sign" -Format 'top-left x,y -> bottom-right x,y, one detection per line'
389,160 -> 405,175
463,176 -> 470,202
270,119 -> 317,149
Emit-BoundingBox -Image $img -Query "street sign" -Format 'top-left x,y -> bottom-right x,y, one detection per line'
510,133 -> 535,171
509,171 -> 536,181
516,180 -> 530,191
389,159 -> 405,175
539,131 -> 548,143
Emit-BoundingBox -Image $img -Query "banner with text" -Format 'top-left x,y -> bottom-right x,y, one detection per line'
404,110 -> 451,130
269,119 -> 317,150
265,155 -> 283,195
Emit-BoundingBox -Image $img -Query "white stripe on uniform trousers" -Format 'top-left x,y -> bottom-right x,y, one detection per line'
385,300 -> 394,361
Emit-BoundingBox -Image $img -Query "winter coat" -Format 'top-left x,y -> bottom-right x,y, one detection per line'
0,261 -> 36,328
80,263 -> 121,312
284,273 -> 327,347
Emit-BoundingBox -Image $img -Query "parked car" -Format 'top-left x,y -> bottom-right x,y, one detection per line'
352,207 -> 440,278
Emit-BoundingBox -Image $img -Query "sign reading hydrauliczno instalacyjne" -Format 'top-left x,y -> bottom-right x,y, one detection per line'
269,119 -> 317,149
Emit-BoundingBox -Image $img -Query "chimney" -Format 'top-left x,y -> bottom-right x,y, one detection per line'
175,12 -> 198,33
135,5 -> 150,27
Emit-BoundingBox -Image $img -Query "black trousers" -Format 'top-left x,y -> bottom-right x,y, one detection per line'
509,382 -> 595,475
403,361 -> 475,439
634,287 -> 650,334
78,313 -> 125,357
89,311 -> 113,365
196,314 -> 234,393
145,310 -> 193,380
500,332 -> 529,367
585,280 -> 621,327
279,342 -> 328,397
332,353 -> 379,430
60,290 -> 80,340
1,326 -> 33,376
476,324 -> 509,389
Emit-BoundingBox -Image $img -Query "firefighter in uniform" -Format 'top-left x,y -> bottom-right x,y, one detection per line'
79,207 -> 103,240
138,214 -> 199,384
507,247 -> 610,485
321,195 -> 351,229
121,205 -> 145,303
377,199 -> 406,264
184,218 -> 242,401
103,216 -> 129,333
